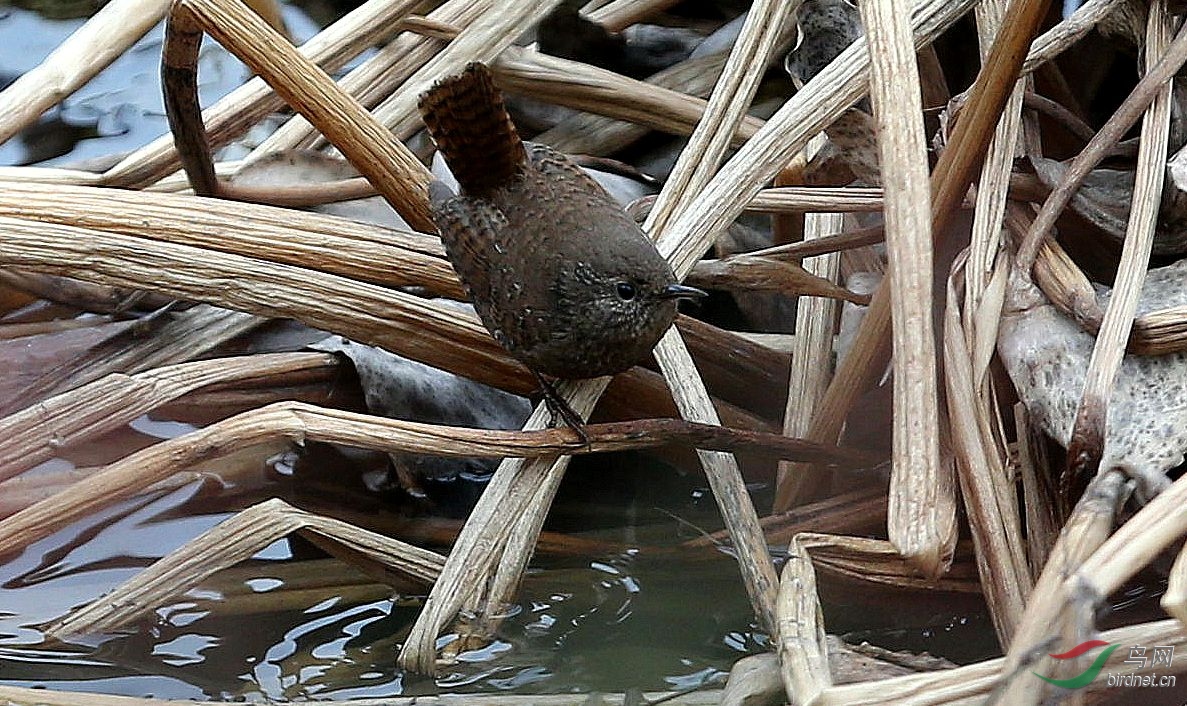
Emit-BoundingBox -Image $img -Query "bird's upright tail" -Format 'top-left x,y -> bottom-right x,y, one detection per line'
418,62 -> 526,196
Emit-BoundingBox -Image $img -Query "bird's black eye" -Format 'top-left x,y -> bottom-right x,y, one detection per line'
615,282 -> 637,301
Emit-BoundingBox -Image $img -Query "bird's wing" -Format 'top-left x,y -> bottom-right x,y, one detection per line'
429,182 -> 507,305
524,143 -> 604,193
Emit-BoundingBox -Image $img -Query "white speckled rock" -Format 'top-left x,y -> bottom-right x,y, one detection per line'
997,264 -> 1187,495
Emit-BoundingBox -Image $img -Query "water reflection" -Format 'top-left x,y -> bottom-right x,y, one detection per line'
0,448 -> 766,699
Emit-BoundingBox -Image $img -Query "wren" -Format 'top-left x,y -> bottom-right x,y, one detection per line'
418,63 -> 704,421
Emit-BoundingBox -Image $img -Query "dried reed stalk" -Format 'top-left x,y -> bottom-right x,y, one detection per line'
1014,403 -> 1060,577
1003,468 -> 1187,695
939,0 -> 1032,646
1023,0 -> 1133,74
715,0 -> 980,515
776,212 -> 843,507
996,470 -> 1128,704
1063,1 -> 1173,487
1163,540 -> 1187,629
0,215 -> 524,384
589,0 -> 681,31
400,0 -> 797,672
0,0 -> 171,144
251,0 -> 492,155
779,532 -> 994,704
688,487 -> 887,550
820,618 -> 1185,704
747,187 -> 884,213
642,0 -> 797,634
165,0 -> 434,230
944,257 -> 1031,644
493,46 -> 764,147
687,254 -> 867,303
358,2 -> 568,147
0,352 -> 336,480
779,533 -> 833,704
536,51 -> 730,155
0,398 -> 864,557
0,181 -> 456,293
653,0 -> 977,278
968,0 -> 1025,303
859,0 -> 952,579
104,0 -> 428,189
1016,6 -> 1187,272
7,305 -> 263,414
49,498 -> 446,636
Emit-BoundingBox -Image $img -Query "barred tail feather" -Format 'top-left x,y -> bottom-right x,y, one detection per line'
417,62 -> 525,195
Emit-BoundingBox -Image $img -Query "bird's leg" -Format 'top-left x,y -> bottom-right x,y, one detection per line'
532,371 -> 589,445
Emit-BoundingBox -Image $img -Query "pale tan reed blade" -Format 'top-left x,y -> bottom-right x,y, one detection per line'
687,255 -> 868,303
0,352 -> 336,481
1005,464 -> 1187,702
858,0 -> 952,578
771,0 -> 1034,513
486,0 -> 796,650
0,397 -> 847,556
1016,7 -> 1187,272
996,470 -> 1128,704
651,0 -> 977,278
493,47 -> 765,148
1062,1 -> 1174,483
1162,541 -> 1187,631
0,181 -> 456,294
0,0 -> 171,145
9,305 -> 263,412
775,210 -> 842,514
401,0 -> 799,673
103,0 -> 428,189
250,0 -> 492,156
49,498 -> 446,637
747,187 -> 884,213
588,0 -> 681,31
1069,469 -> 1187,612
1014,403 -> 1060,577
817,618 -> 1185,705
968,0 -> 1026,305
0,214 -> 531,388
950,1 -> 1030,641
944,257 -> 1031,645
1023,0 -> 1134,74
363,1 -> 569,143
398,381 -> 606,674
777,531 -> 1107,706
536,52 -> 731,156
0,166 -> 104,186
640,0 -> 798,636
168,0 -> 435,230
778,534 -> 834,704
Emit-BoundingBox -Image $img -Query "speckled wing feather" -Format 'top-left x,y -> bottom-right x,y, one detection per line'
524,143 -> 606,193
418,63 -> 526,196
429,181 -> 506,309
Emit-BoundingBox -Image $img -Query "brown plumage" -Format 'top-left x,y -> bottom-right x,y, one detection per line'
417,62 -> 704,383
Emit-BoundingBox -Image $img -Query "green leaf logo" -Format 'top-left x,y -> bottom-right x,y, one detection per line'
1033,642 -> 1119,689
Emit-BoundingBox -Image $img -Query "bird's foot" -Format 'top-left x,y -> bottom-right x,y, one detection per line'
533,372 -> 590,446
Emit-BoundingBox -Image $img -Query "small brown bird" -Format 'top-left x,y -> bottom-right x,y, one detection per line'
418,63 -> 703,425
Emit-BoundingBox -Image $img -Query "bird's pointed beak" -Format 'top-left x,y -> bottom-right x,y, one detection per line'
659,283 -> 708,300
